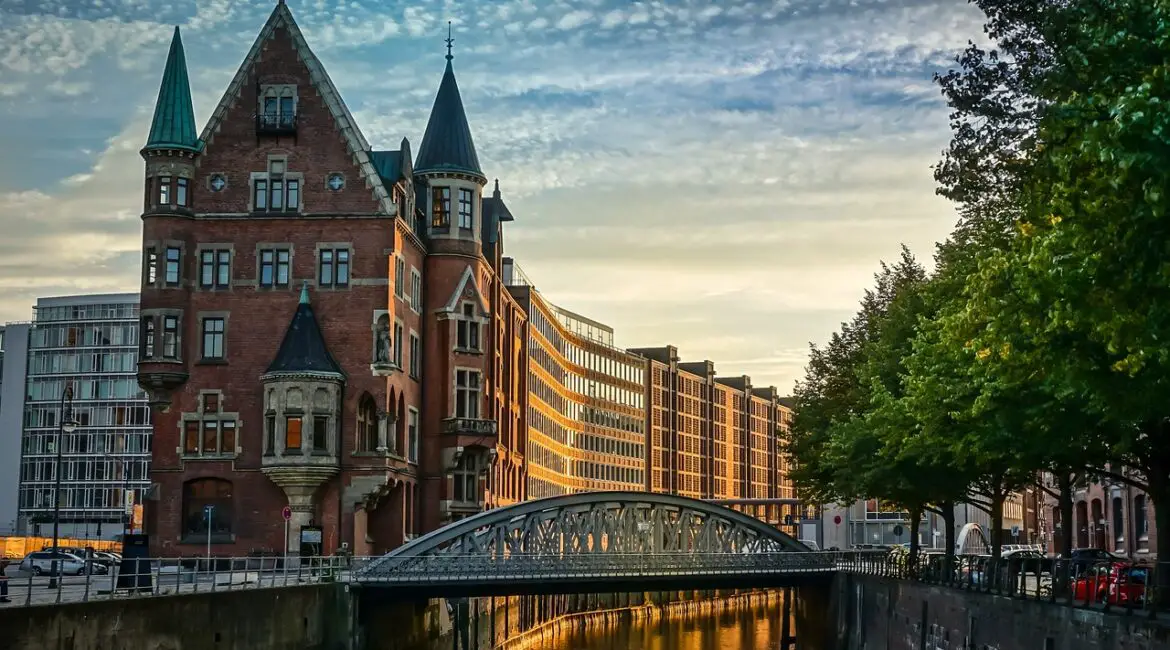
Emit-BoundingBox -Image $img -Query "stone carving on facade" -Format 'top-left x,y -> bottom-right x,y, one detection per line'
371,312 -> 393,376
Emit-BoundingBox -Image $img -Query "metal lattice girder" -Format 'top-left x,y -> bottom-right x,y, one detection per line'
356,491 -> 812,582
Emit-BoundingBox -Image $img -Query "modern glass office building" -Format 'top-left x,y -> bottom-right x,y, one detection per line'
16,294 -> 151,540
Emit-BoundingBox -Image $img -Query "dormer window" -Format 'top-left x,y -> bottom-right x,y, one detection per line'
457,189 -> 474,230
431,186 -> 451,228
258,85 -> 297,133
456,302 -> 481,352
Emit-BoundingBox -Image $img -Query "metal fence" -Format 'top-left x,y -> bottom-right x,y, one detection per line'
1,556 -> 352,608
354,551 -> 841,585
837,550 -> 1170,618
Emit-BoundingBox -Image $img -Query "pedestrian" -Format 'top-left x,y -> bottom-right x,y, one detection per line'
0,556 -> 11,603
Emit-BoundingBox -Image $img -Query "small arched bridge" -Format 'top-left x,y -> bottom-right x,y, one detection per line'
353,491 -> 836,597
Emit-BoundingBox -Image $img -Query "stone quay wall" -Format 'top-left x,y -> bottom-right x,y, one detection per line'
834,574 -> 1170,650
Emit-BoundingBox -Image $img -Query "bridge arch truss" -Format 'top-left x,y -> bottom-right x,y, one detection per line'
355,491 -> 822,589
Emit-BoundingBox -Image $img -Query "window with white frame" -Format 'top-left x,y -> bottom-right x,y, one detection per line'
407,408 -> 419,463
410,270 -> 422,312
394,256 -> 405,298
456,303 -> 481,351
455,369 -> 481,419
409,333 -> 420,378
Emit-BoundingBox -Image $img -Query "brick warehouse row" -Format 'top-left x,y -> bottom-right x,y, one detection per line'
135,3 -> 798,557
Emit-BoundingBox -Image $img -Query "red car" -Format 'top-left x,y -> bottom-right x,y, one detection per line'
1070,562 -> 1147,605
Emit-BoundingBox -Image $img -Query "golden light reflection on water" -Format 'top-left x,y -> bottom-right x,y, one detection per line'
540,595 -> 798,650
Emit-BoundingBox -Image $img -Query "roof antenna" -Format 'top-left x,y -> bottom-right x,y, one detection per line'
445,21 -> 454,61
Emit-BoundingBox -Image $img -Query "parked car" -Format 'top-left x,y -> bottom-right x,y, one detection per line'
18,551 -> 109,576
1070,562 -> 1146,605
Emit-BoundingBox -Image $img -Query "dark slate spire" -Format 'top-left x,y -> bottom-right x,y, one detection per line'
144,26 -> 200,153
264,283 -> 344,378
414,23 -> 483,178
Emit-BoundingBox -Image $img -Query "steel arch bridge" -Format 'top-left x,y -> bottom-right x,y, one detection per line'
353,491 -> 833,595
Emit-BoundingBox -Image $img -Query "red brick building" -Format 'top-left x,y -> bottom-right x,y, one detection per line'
136,3 -> 525,556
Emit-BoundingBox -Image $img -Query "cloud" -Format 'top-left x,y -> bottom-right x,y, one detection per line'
0,0 -> 988,390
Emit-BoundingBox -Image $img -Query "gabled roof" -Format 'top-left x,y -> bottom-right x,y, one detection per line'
440,266 -> 490,315
415,56 -> 483,179
144,26 -> 201,153
481,179 -> 515,246
197,2 -> 396,215
264,283 -> 344,379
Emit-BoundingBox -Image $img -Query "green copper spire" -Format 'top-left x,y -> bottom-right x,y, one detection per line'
299,280 -> 310,305
144,26 -> 200,153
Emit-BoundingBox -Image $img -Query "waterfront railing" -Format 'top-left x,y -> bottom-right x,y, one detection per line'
837,549 -> 1170,619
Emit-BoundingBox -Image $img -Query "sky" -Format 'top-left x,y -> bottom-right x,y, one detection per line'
0,0 -> 988,393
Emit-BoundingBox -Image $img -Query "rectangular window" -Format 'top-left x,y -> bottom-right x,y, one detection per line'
393,322 -> 403,367
312,416 -> 328,451
162,315 -> 179,359
287,180 -> 300,210
455,370 -> 481,419
203,420 -> 218,454
176,178 -> 189,207
254,179 -> 268,210
165,247 -> 181,286
184,421 -> 199,454
201,318 -> 225,360
259,249 -> 291,287
394,257 -> 405,298
407,409 -> 419,463
141,317 -> 155,359
458,189 -> 474,229
264,415 -> 276,455
158,176 -> 171,205
456,304 -> 481,351
221,420 -> 236,453
270,179 -> 284,210
199,250 -> 231,289
285,417 -> 302,451
410,270 -> 422,312
144,248 -> 158,285
431,186 -> 451,227
318,248 -> 350,287
202,393 -> 219,413
409,333 -> 420,378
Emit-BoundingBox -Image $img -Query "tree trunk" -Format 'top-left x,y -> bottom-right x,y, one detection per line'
942,501 -> 956,581
1147,460 -> 1170,601
1058,473 -> 1075,558
909,506 -> 922,578
990,489 -> 1005,560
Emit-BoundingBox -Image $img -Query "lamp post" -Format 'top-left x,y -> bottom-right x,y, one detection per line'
47,382 -> 79,590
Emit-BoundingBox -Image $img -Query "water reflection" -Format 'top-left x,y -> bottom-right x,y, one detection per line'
542,596 -> 797,650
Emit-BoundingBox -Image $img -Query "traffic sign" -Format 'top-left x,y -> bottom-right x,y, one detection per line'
282,506 -> 292,521
834,515 -> 842,526
893,525 -> 904,537
203,504 -> 215,521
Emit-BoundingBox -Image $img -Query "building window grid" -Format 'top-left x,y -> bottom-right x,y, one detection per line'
201,317 -> 225,360
199,249 -> 231,289
259,249 -> 291,287
457,189 -> 474,229
318,248 -> 351,288
431,187 -> 451,227
455,369 -> 481,419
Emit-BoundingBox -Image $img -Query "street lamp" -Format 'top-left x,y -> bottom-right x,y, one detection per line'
47,383 -> 79,590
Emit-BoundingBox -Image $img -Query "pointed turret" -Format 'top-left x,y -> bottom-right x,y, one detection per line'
414,26 -> 483,179
264,283 -> 344,378
144,26 -> 200,153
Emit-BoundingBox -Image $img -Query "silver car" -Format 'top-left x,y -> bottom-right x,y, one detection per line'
19,551 -> 108,576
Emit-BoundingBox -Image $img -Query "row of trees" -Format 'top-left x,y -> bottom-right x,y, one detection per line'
783,0 -> 1170,571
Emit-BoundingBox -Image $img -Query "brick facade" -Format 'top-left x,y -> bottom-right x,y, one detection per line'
1043,476 -> 1158,559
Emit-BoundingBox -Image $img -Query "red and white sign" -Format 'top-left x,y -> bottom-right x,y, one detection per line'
833,515 -> 842,526
282,506 -> 292,521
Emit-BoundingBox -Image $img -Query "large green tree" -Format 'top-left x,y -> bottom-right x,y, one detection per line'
964,0 -> 1170,563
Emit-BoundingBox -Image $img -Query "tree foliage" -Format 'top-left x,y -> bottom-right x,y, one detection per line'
784,0 -> 1170,563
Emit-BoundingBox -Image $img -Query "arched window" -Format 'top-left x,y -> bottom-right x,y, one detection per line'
1112,496 -> 1125,546
396,393 -> 407,453
183,478 -> 233,541
1135,495 -> 1149,545
357,394 -> 379,452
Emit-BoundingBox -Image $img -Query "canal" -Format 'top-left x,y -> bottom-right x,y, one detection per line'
495,592 -> 800,650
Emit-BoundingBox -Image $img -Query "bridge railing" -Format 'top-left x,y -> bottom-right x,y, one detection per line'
355,551 -> 850,584
836,548 -> 1170,619
2,555 -> 353,608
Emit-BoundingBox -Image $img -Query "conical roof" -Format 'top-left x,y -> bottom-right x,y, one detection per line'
264,284 -> 344,379
144,26 -> 201,153
414,57 -> 483,178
